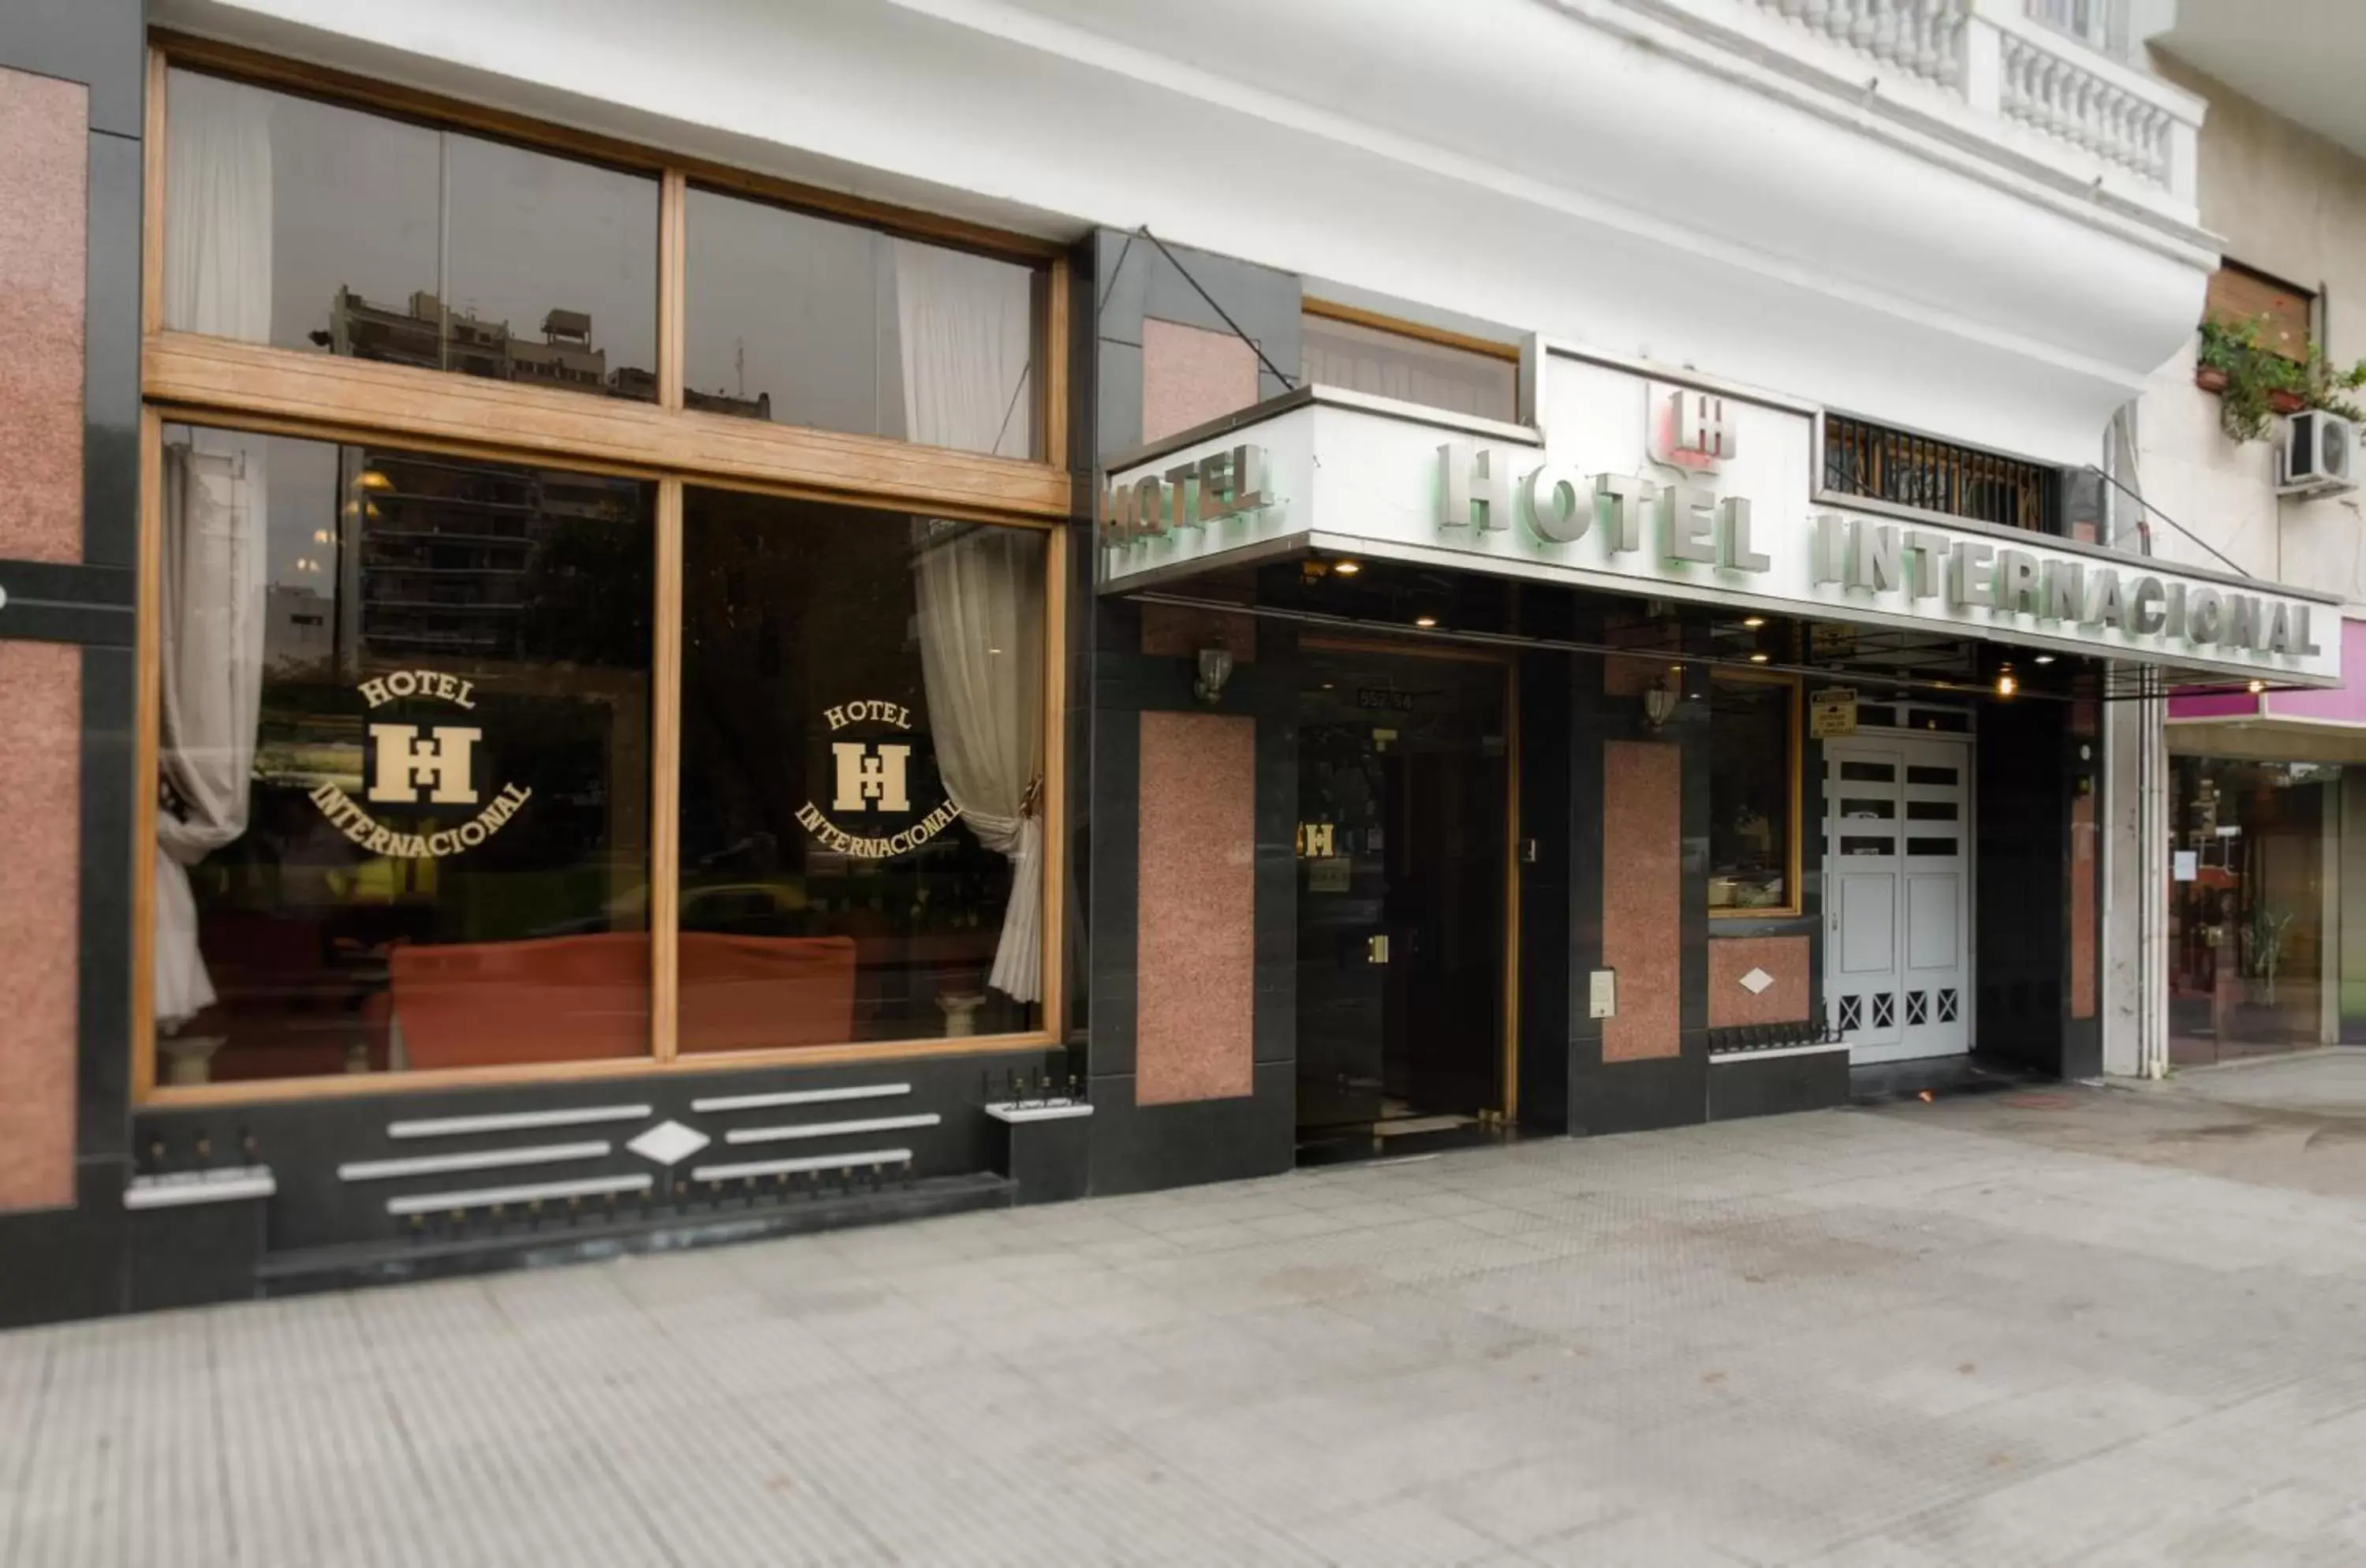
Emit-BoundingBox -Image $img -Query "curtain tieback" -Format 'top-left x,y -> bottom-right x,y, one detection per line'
1018,775 -> 1045,818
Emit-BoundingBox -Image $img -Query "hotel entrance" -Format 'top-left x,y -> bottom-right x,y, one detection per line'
1294,640 -> 1512,1153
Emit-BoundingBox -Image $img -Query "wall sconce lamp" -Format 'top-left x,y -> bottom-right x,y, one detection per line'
1196,646 -> 1236,706
1643,685 -> 1680,732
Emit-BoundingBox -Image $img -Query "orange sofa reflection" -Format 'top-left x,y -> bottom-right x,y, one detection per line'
382,931 -> 858,1070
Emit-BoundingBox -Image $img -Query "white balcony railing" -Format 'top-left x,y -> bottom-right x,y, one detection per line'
1745,0 -> 2197,203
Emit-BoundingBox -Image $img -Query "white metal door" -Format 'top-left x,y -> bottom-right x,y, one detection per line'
1824,735 -> 1972,1064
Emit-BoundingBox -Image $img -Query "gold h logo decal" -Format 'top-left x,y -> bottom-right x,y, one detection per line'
367,722 -> 483,805
832,741 -> 912,813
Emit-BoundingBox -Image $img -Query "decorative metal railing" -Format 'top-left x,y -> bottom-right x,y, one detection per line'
1823,413 -> 2061,533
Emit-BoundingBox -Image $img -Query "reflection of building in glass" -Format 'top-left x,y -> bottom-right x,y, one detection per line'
335,448 -> 535,665
316,287 -> 661,401
264,584 -> 334,675
330,447 -> 646,673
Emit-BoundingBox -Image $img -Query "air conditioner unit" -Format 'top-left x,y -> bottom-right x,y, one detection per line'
2278,409 -> 2359,498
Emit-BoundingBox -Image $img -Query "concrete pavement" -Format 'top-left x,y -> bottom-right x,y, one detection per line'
8,1058 -> 2366,1566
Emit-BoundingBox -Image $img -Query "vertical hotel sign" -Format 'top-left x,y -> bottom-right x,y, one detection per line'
307,669 -> 531,857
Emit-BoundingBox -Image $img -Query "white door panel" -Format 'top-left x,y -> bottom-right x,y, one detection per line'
1825,733 -> 1971,1064
1905,873 -> 1959,971
1838,876 -> 1896,974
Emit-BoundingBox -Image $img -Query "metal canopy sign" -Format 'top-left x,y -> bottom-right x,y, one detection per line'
1097,364 -> 2343,689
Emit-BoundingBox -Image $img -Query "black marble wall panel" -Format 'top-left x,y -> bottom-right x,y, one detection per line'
1976,698 -> 2068,1075
0,0 -> 147,1327
1083,231 -> 1303,1195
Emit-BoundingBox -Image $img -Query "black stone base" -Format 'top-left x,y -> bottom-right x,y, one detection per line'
1570,1048 -> 1710,1137
994,1111 -> 1092,1204
1707,1048 -> 1850,1122
129,1193 -> 268,1313
256,1172 -> 1014,1297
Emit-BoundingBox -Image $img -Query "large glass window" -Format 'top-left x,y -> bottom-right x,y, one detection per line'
2168,756 -> 2337,1065
683,189 -> 1040,455
1707,674 -> 1797,913
678,489 -> 1046,1048
153,425 -> 654,1083
163,69 -> 659,400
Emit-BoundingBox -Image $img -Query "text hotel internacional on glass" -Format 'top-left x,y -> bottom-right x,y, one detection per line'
0,16 -> 2327,1320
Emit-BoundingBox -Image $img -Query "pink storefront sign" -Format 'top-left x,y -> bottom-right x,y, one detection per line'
2170,618 -> 2366,725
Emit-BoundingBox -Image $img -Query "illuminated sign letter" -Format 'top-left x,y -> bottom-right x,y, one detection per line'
1659,484 -> 1718,564
1521,462 -> 1588,543
1440,443 -> 1516,532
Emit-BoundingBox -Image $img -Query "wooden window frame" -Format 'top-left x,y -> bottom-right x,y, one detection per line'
133,35 -> 1074,1106
1706,668 -> 1804,922
1301,297 -> 1521,364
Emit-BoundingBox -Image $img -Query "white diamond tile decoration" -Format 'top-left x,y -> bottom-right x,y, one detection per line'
1738,967 -> 1775,995
627,1120 -> 710,1167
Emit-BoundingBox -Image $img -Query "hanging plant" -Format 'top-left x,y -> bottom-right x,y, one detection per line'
2297,343 -> 2366,423
2196,316 -> 2297,442
2196,315 -> 2366,442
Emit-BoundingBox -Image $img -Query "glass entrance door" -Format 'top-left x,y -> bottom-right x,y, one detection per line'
1294,644 -> 1509,1148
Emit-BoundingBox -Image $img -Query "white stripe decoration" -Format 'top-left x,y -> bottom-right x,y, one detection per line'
1708,1041 -> 1850,1063
124,1167 -> 277,1210
692,1147 -> 913,1184
386,1173 -> 651,1217
983,1101 -> 1094,1123
388,1105 -> 652,1140
338,1141 -> 611,1183
690,1084 -> 911,1114
724,1113 -> 940,1146
1739,967 -> 1775,995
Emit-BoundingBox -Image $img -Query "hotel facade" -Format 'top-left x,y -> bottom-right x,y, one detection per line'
0,0 -> 2338,1320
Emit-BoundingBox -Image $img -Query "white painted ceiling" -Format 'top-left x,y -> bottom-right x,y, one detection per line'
2155,0 -> 2366,158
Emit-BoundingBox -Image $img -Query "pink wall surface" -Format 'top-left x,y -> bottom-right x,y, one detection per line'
1136,711 -> 1257,1103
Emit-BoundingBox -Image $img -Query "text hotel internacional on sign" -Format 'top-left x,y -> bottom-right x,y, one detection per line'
1095,362 -> 2341,687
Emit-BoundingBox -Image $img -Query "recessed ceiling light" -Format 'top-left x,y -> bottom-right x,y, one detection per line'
1414,615 -> 1439,629
2248,679 -> 2266,694
1748,652 -> 1771,663
1996,672 -> 2017,696
1741,617 -> 1767,629
2033,654 -> 2056,665
1333,559 -> 1361,576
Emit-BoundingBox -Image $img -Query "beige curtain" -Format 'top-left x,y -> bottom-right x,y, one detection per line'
155,71 -> 273,1030
895,238 -> 1044,1002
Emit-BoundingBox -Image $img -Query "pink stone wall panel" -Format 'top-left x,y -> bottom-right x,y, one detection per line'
0,69 -> 88,565
1140,603 -> 1258,663
1707,936 -> 1813,1028
1141,318 -> 1260,445
1136,711 -> 1256,1103
0,642 -> 82,1210
1603,741 -> 1682,1063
